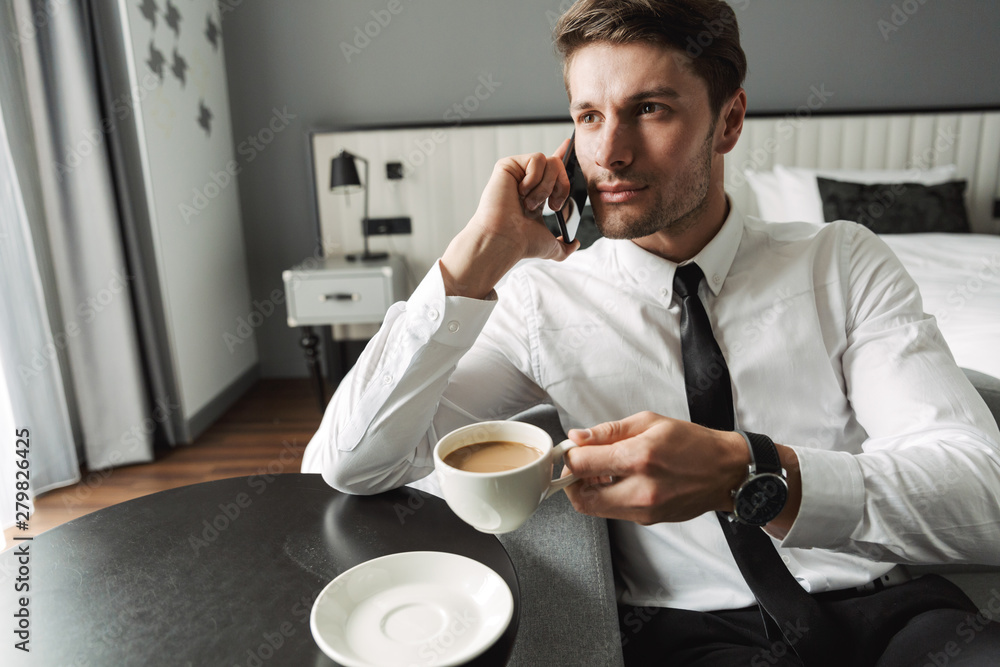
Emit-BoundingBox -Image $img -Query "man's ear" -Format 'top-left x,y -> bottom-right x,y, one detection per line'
715,89 -> 746,155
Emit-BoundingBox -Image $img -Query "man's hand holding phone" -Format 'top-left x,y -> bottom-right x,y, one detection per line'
440,139 -> 581,299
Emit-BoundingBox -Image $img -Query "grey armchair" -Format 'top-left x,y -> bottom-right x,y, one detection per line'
500,369 -> 1000,666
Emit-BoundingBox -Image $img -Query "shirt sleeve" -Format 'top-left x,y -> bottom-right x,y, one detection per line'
782,224 -> 1000,566
301,261 -> 547,495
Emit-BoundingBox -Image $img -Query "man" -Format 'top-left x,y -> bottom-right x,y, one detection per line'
302,0 -> 1000,663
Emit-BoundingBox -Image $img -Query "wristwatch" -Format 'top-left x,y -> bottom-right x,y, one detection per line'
730,430 -> 788,526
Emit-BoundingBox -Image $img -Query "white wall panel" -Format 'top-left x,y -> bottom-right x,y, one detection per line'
121,0 -> 256,427
861,116 -> 889,170
839,118 -> 866,170
884,116 -> 912,169
816,119 -> 842,170
932,115 -> 961,168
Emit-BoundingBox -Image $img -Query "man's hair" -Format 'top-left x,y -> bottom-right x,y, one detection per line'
553,0 -> 747,115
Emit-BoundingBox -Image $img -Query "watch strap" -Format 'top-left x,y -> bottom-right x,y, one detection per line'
736,430 -> 781,474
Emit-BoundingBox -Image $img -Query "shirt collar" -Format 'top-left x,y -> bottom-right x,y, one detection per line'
687,198 -> 744,297
612,198 -> 745,298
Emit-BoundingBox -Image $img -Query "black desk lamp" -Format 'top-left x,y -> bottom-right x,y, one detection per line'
330,149 -> 388,261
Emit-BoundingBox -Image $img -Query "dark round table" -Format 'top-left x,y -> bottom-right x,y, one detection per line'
2,474 -> 519,666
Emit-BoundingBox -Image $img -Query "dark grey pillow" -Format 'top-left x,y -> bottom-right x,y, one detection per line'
963,368 -> 1000,429
817,177 -> 970,234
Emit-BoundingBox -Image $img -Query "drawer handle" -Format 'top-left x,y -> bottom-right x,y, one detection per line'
322,293 -> 361,302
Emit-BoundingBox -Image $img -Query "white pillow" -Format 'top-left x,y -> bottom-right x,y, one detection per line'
774,164 -> 959,223
742,169 -> 791,222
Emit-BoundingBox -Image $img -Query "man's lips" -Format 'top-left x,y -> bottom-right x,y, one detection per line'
596,183 -> 647,204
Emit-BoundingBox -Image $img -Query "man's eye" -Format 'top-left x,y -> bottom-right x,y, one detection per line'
639,103 -> 661,115
580,113 -> 597,124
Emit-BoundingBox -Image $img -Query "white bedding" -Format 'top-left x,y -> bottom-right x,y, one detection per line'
880,233 -> 1000,380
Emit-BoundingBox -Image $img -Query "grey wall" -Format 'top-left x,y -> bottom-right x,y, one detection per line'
220,0 -> 1000,378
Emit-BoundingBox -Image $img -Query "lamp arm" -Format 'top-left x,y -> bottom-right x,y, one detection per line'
361,157 -> 370,256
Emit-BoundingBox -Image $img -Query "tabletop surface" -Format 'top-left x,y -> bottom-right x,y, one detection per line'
0,474 -> 519,666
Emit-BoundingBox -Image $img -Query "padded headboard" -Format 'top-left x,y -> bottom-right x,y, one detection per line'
311,110 -> 1000,281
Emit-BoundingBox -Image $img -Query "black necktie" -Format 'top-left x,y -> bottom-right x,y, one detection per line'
673,263 -> 842,665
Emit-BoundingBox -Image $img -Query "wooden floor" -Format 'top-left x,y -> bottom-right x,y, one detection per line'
3,378 -> 324,551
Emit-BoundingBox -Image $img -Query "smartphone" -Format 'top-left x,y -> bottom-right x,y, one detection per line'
554,132 -> 588,244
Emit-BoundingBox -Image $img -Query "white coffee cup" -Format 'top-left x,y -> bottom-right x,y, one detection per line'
433,420 -> 577,534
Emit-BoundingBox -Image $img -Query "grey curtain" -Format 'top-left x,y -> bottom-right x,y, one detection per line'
1,0 -> 79,498
0,0 -> 155,511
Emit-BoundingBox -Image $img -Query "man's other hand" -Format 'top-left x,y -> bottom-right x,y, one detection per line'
563,412 -> 750,525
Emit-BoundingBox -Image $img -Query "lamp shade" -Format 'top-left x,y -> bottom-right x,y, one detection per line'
330,150 -> 363,193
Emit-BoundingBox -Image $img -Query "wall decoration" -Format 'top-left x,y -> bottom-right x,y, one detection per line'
205,15 -> 219,51
171,48 -> 187,86
138,0 -> 157,28
197,99 -> 212,135
164,0 -> 181,37
146,40 -> 165,79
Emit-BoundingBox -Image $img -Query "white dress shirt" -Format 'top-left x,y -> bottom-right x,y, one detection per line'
302,204 -> 1000,612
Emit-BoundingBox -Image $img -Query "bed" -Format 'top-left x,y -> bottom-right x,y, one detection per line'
309,109 -> 1000,381
882,234 -> 1000,379
737,155 -> 1000,381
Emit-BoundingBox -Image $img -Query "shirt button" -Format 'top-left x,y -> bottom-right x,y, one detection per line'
426,308 -> 440,321
382,374 -> 393,385
781,555 -> 791,565
712,274 -> 722,285
659,287 -> 669,298
447,320 -> 460,333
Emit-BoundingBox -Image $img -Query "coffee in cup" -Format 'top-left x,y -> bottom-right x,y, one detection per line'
433,420 -> 577,534
443,440 -> 543,473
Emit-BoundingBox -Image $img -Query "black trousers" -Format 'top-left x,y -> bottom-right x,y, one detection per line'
619,575 -> 1000,666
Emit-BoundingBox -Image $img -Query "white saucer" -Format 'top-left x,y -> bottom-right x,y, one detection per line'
310,551 -> 514,667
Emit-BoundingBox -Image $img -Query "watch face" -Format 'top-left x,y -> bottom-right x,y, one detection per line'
734,473 -> 788,526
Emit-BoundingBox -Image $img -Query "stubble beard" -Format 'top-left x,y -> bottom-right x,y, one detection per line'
593,126 -> 716,241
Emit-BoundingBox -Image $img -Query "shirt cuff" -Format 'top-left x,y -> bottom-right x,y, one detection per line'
406,260 -> 497,348
780,446 -> 865,549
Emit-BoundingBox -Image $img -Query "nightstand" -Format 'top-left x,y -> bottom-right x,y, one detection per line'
283,254 -> 407,409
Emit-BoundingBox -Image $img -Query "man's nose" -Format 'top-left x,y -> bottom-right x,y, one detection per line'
593,120 -> 634,171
